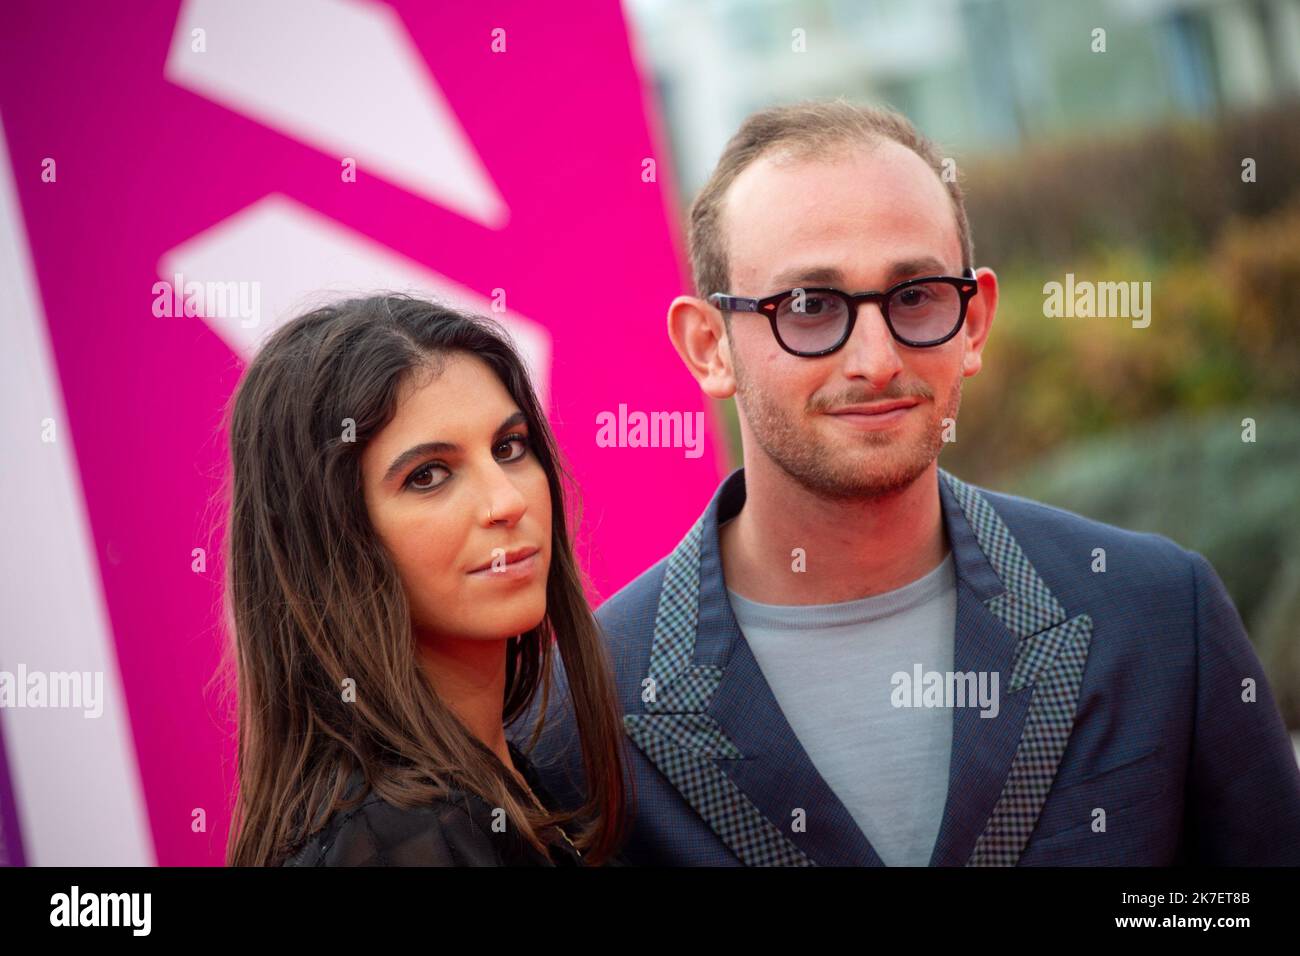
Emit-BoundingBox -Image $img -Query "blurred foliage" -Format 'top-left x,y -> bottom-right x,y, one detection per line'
946,212 -> 1300,481
941,100 -> 1300,725
1007,408 -> 1300,729
948,107 -> 1300,486
960,98 -> 1300,271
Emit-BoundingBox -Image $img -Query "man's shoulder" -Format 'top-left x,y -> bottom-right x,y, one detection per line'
972,479 -> 1189,556
963,477 -> 1200,598
593,553 -> 672,644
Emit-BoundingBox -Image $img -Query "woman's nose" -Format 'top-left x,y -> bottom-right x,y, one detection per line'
482,468 -> 527,527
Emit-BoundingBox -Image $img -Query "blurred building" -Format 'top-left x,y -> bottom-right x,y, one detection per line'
626,0 -> 1300,198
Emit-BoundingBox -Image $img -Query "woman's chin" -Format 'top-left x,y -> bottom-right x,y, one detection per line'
480,600 -> 548,642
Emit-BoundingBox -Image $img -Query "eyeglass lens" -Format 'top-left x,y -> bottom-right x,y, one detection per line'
774,281 -> 962,352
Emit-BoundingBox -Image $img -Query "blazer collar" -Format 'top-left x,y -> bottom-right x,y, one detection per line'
623,465 -> 1093,866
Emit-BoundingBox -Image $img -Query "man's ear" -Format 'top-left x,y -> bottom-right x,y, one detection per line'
961,267 -> 998,378
667,295 -> 736,400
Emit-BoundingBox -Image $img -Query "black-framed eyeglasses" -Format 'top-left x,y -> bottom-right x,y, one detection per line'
708,268 -> 979,357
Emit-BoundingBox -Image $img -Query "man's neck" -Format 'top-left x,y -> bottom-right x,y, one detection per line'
719,458 -> 949,606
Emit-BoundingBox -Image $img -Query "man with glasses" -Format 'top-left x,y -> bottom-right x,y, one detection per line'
518,100 -> 1300,865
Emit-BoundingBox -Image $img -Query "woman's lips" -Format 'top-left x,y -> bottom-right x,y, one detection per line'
467,548 -> 540,580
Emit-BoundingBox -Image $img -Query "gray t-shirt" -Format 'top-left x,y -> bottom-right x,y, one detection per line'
725,550 -> 957,866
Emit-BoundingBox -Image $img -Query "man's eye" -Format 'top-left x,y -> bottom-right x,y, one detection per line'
787,293 -> 834,315
496,434 -> 530,462
407,463 -> 449,492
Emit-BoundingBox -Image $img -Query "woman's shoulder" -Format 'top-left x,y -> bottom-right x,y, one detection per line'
280,776 -> 506,867
278,764 -> 580,867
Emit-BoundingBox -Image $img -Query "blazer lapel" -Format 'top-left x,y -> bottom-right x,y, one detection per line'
929,469 -> 1095,866
623,471 -> 875,866
624,466 -> 1093,867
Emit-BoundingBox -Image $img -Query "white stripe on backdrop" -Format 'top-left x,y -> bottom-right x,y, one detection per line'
0,115 -> 154,865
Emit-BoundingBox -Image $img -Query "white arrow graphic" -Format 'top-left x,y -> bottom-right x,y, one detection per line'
157,194 -> 550,408
165,0 -> 508,229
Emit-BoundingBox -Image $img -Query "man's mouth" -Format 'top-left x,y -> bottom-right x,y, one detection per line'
825,399 -> 920,416
824,399 -> 921,429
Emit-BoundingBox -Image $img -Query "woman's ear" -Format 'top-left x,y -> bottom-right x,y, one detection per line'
667,295 -> 736,400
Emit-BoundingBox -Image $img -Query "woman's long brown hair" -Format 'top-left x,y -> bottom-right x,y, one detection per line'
222,295 -> 628,866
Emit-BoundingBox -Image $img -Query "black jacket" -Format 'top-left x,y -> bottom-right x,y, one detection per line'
279,741 -> 584,867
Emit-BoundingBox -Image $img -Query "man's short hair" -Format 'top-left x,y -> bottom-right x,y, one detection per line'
687,99 -> 974,304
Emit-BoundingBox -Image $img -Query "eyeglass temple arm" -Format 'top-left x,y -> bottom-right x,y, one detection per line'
708,293 -> 760,312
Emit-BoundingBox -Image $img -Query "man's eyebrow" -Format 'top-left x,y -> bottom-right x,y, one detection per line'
767,256 -> 951,293
768,265 -> 845,290
382,410 -> 529,484
882,256 -> 949,284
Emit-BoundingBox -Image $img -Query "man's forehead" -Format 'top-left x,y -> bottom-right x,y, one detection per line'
722,143 -> 960,287
728,138 -> 939,200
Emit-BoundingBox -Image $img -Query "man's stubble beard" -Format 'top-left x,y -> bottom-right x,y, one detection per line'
733,346 -> 962,503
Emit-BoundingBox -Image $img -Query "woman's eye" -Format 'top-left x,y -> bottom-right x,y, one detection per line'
407,463 -> 449,492
495,434 -> 530,462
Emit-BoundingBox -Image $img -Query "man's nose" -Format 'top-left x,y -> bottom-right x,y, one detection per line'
837,298 -> 904,388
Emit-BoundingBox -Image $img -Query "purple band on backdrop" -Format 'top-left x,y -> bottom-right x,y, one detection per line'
0,714 -> 25,866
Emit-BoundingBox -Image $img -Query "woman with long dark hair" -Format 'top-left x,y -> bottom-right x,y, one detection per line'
221,294 -> 628,866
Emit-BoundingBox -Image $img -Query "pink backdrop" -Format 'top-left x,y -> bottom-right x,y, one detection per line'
0,0 -> 723,865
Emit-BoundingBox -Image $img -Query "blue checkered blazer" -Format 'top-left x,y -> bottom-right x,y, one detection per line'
513,466 -> 1300,865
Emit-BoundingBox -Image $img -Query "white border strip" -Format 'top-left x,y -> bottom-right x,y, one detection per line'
0,115 -> 153,865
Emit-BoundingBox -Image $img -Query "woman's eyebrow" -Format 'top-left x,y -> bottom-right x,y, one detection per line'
382,410 -> 528,484
496,409 -> 528,432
